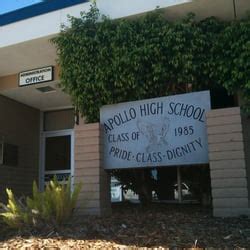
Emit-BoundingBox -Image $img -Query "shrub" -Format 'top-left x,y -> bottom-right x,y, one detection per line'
0,178 -> 82,229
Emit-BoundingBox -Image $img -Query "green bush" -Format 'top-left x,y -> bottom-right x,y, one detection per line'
0,178 -> 82,228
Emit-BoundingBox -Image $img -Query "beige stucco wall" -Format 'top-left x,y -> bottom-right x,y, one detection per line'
206,107 -> 250,217
0,95 -> 40,201
74,122 -> 111,216
0,65 -> 60,92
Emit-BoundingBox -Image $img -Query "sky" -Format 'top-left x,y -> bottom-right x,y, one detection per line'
0,0 -> 43,15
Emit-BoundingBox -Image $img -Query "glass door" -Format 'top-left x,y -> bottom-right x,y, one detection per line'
41,130 -> 74,189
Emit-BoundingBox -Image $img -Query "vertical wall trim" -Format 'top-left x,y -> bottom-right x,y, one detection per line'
71,130 -> 75,192
39,111 -> 44,191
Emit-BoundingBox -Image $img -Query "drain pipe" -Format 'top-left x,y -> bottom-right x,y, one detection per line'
233,0 -> 237,19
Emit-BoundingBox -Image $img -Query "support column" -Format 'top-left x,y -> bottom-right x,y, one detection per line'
74,122 -> 111,216
206,107 -> 250,217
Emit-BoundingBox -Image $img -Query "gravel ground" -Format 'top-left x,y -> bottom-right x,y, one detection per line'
0,203 -> 250,249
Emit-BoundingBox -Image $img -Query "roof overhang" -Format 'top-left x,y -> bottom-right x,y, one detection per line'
0,0 -> 249,76
1,80 -> 72,111
0,0 -> 249,111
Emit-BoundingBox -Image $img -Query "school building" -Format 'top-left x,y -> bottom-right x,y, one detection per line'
0,0 -> 250,217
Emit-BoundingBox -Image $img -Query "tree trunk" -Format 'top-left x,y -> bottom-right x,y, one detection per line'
156,168 -> 176,200
137,170 -> 152,205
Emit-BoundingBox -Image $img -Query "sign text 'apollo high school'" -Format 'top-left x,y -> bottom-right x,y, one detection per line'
100,91 -> 211,169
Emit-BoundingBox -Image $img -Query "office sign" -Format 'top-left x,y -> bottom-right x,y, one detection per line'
19,66 -> 53,86
100,91 -> 211,169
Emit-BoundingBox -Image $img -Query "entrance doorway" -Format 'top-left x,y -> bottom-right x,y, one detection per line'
41,129 -> 74,189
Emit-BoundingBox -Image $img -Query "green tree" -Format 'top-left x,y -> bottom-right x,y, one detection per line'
52,4 -> 250,203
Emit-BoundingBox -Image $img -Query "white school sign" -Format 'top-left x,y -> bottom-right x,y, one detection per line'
100,91 -> 211,169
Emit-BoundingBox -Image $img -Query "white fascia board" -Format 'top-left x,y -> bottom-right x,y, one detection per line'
0,2 -> 91,48
0,0 -> 191,48
97,0 -> 191,19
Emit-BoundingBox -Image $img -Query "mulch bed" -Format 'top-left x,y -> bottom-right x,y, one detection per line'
0,203 -> 250,249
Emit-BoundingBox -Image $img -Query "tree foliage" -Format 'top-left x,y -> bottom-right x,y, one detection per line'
53,5 -> 250,122
52,5 -> 250,203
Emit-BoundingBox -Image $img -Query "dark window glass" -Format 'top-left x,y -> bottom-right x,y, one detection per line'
45,135 -> 71,171
44,109 -> 74,131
